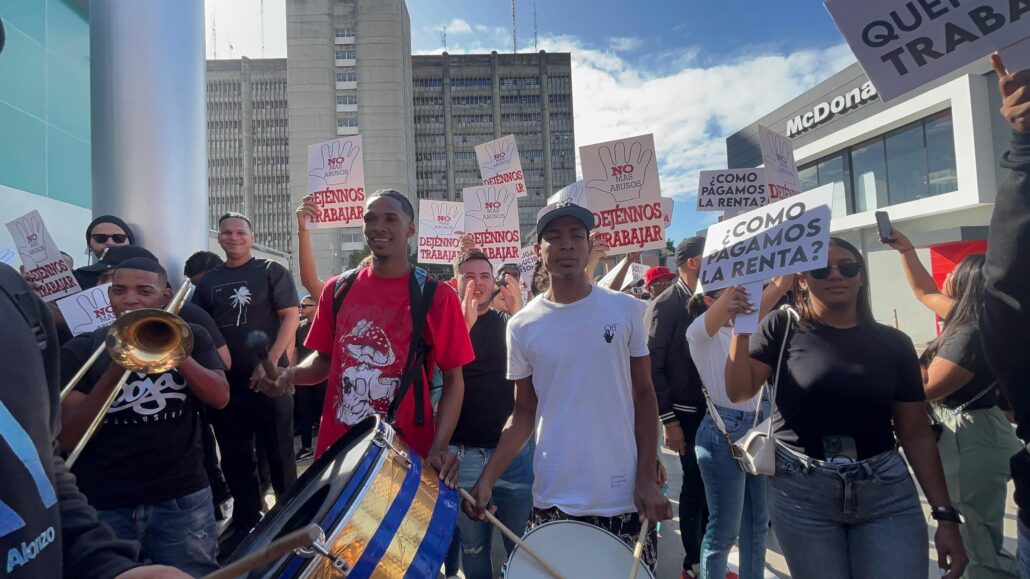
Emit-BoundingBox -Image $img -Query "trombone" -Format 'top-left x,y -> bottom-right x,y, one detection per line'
64,279 -> 196,468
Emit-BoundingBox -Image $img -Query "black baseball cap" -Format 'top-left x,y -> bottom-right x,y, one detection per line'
535,200 -> 595,241
79,245 -> 159,273
675,236 -> 706,266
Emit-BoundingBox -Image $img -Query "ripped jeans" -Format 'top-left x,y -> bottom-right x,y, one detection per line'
449,441 -> 534,579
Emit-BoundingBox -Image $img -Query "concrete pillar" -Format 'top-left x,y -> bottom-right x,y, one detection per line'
90,0 -> 207,284
540,51 -> 554,198
241,57 -> 255,218
442,53 -> 456,201
491,51 -> 502,139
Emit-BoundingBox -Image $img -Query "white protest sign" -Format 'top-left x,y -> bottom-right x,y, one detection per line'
417,200 -> 465,265
759,125 -> 801,202
462,185 -> 521,262
825,0 -> 1030,102
476,134 -> 528,198
697,168 -> 770,212
0,247 -> 18,267
628,262 -> 649,290
1000,36 -> 1030,72
733,281 -> 764,335
597,257 -> 627,289
580,134 -> 666,254
661,197 -> 674,229
57,284 -> 116,336
547,180 -> 588,207
699,184 -> 833,292
306,135 -> 366,229
515,245 -> 537,301
5,210 -> 80,302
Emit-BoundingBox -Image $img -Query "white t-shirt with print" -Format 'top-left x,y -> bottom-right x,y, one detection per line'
507,286 -> 649,516
686,312 -> 759,412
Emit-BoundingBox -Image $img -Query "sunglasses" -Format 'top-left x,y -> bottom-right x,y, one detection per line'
809,262 -> 862,280
91,233 -> 128,244
300,303 -> 315,309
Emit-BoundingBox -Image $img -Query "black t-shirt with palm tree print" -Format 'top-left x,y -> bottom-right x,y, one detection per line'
194,257 -> 298,390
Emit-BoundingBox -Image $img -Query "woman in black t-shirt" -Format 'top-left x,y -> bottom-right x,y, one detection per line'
725,237 -> 967,579
888,232 -> 1022,577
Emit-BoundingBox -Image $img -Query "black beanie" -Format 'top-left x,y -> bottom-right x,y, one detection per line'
86,215 -> 136,246
675,236 -> 706,266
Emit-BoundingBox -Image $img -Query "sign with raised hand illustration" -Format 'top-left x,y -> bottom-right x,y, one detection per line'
417,200 -> 466,265
697,168 -> 769,212
462,185 -> 521,262
56,284 -> 116,336
5,210 -> 80,302
661,197 -> 674,229
475,135 -> 528,198
759,125 -> 801,202
0,247 -> 16,267
579,133 -> 666,254
305,135 -> 366,229
547,180 -> 588,208
699,183 -> 833,292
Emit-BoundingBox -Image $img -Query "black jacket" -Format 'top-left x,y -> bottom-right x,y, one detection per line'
982,130 -> 1030,524
645,278 -> 704,424
0,264 -> 140,578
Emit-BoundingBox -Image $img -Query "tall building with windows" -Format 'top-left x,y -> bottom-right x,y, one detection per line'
206,57 -> 291,253
412,51 -> 576,239
286,0 -> 415,283
728,61 -> 1009,345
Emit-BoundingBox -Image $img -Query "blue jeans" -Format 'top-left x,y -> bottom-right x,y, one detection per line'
96,486 -> 219,576
769,447 -> 927,578
1019,516 -> 1030,579
448,441 -> 534,579
695,406 -> 769,579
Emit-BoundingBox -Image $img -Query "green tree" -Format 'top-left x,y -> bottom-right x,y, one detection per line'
346,246 -> 371,269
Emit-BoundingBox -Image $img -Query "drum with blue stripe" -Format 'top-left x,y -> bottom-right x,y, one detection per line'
226,416 -> 458,578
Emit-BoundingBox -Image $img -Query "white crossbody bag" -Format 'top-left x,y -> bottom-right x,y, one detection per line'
700,306 -> 797,476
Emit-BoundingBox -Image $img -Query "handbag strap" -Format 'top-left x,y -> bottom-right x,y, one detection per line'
764,306 -> 796,436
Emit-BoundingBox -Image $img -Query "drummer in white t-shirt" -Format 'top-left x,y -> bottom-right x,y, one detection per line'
464,200 -> 673,571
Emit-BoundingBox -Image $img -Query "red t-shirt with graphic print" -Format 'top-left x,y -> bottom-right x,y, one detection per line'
305,268 -> 475,459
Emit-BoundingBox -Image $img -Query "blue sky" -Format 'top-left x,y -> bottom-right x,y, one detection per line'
206,0 -> 856,242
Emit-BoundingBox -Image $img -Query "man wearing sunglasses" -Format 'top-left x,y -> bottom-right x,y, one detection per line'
808,262 -> 863,280
85,215 -> 135,260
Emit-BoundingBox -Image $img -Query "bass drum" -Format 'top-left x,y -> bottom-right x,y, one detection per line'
226,416 -> 458,578
503,520 -> 656,579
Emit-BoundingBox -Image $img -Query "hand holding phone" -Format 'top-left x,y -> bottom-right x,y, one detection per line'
875,211 -> 893,243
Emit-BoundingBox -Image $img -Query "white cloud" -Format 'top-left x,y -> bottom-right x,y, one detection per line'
440,18 -> 472,35
609,37 -> 642,52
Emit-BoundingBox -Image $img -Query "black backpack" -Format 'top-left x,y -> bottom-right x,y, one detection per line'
331,266 -> 438,428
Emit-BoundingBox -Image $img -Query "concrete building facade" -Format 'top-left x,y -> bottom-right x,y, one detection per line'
286,0 -> 416,283
206,57 -> 292,253
411,51 -> 576,239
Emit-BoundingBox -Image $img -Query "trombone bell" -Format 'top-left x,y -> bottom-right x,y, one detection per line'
105,309 -> 194,374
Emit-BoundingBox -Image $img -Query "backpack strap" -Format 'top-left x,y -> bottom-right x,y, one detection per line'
387,267 -> 437,428
330,268 -> 362,341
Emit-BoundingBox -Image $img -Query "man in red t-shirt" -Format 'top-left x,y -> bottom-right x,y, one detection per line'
268,190 -> 474,485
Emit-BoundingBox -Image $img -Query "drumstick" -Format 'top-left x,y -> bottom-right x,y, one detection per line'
457,488 -> 565,579
204,524 -> 323,579
628,519 -> 649,579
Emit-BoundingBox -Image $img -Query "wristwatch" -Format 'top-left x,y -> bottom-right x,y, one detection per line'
931,506 -> 964,524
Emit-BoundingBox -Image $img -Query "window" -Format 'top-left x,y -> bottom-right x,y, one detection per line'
795,109 -> 957,215
336,95 -> 358,105
336,72 -> 357,83
337,118 -> 358,128
335,50 -> 356,60
415,78 -> 443,88
450,78 -> 491,88
335,28 -> 355,37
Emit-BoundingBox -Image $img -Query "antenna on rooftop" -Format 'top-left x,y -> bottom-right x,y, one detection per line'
511,0 -> 517,53
533,1 -> 538,51
441,27 -> 447,50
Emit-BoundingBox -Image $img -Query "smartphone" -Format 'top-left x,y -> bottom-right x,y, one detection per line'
875,211 -> 893,242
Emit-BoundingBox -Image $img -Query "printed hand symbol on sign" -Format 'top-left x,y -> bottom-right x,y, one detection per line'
0,248 -> 17,266
484,140 -> 516,172
419,203 -> 462,236
558,181 -> 586,207
71,288 -> 112,335
309,139 -> 361,187
762,133 -> 799,188
15,216 -> 50,265
466,187 -> 514,230
586,141 -> 654,203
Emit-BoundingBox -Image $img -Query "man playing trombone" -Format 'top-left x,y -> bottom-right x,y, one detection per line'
58,257 -> 230,575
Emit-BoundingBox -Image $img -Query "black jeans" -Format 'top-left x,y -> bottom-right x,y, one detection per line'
676,410 -> 709,571
210,389 -> 297,528
293,381 -> 326,449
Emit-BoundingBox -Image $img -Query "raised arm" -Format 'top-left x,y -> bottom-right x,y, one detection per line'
883,228 -> 953,319
296,196 -> 326,299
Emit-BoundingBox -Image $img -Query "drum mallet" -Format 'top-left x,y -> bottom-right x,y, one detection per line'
246,330 -> 279,381
457,488 -> 565,579
204,524 -> 324,579
628,519 -> 649,579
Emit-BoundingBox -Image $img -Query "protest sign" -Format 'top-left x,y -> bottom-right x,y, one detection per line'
733,281 -> 764,335
417,200 -> 465,265
759,125 -> 801,202
1001,37 -> 1030,72
5,210 -> 80,302
547,180 -> 587,207
699,184 -> 833,292
825,0 -> 1030,102
57,284 -> 116,336
661,197 -> 674,229
0,247 -> 17,266
462,185 -> 521,262
513,245 -> 538,302
476,134 -> 527,198
305,135 -> 366,229
697,169 -> 769,212
580,134 -> 666,254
